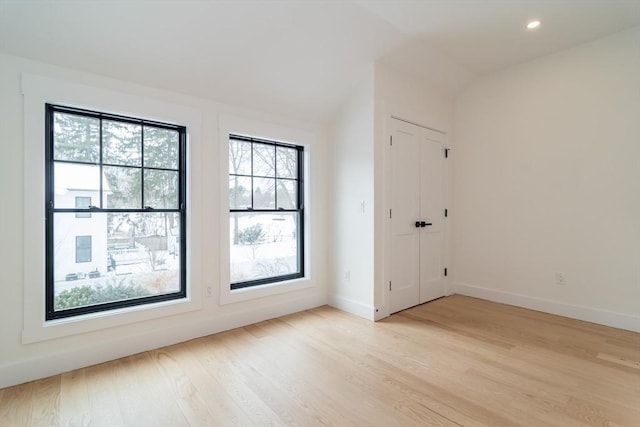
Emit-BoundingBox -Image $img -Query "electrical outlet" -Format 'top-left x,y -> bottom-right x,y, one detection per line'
206,285 -> 214,297
555,272 -> 566,286
344,269 -> 351,283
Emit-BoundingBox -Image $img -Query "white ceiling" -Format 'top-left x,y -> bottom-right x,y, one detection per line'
1,0 -> 638,124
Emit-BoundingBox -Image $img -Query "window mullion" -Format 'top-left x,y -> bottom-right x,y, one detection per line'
141,125 -> 145,209
274,146 -> 278,209
250,142 -> 255,209
99,117 -> 104,208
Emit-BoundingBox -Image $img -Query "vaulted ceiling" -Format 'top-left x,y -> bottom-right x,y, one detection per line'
1,0 -> 638,124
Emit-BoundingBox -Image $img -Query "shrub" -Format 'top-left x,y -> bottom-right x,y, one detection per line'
237,223 -> 266,245
54,282 -> 151,310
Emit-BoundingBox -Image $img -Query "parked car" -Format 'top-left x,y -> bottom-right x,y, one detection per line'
65,272 -> 86,281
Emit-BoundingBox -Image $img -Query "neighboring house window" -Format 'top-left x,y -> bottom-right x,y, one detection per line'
45,104 -> 187,320
75,196 -> 92,218
75,236 -> 92,263
228,134 -> 304,289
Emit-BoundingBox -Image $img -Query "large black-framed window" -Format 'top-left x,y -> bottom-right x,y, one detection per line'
45,104 -> 187,320
228,134 -> 304,289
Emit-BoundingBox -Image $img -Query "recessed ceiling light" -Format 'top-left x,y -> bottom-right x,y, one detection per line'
526,20 -> 542,30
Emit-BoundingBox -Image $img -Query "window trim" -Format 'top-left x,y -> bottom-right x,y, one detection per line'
218,114 -> 313,305
229,134 -> 305,289
22,73 -> 202,344
44,103 -> 188,320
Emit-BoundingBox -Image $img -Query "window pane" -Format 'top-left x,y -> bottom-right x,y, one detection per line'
76,236 -> 92,263
53,212 -> 181,311
276,146 -> 297,178
229,175 -> 251,209
144,127 -> 179,169
276,180 -> 297,210
102,120 -> 142,166
229,139 -> 252,175
144,169 -> 178,209
230,212 -> 299,283
103,166 -> 141,209
253,143 -> 275,177
53,112 -> 100,163
54,163 -> 101,208
76,196 -> 92,218
253,177 -> 275,209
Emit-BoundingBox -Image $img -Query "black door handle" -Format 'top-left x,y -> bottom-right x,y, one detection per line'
416,221 -> 433,228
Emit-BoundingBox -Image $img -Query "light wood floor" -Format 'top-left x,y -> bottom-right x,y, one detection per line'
1,295 -> 639,426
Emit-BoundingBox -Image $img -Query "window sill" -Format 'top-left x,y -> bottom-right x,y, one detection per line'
220,276 -> 313,305
22,295 -> 201,344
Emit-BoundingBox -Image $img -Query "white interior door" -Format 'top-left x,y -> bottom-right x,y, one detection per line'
389,119 -> 446,313
389,120 -> 420,313
419,129 -> 445,303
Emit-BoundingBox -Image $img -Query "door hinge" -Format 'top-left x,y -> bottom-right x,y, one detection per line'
389,209 -> 392,219
389,281 -> 392,291
444,268 -> 448,277
445,148 -> 450,158
390,135 -> 393,146
445,209 -> 448,217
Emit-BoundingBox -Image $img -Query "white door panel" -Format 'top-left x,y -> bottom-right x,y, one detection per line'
390,234 -> 420,313
420,231 -> 444,303
389,121 -> 421,313
419,130 -> 445,303
389,118 -> 446,313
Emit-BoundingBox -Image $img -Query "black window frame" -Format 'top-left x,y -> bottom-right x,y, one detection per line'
45,104 -> 187,320
75,235 -> 92,263
229,134 -> 304,289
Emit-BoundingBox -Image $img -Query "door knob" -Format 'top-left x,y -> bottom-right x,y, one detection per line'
415,221 -> 433,228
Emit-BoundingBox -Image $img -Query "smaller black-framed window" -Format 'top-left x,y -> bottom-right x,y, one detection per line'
228,134 -> 304,289
75,196 -> 92,218
75,236 -> 92,263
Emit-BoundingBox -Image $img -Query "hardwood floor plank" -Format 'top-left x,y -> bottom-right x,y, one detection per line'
196,332 -> 287,426
115,351 -> 189,427
84,361 -> 126,427
1,295 -> 638,426
59,368 -> 91,427
152,342 -> 253,426
0,381 -> 34,426
30,375 -> 61,427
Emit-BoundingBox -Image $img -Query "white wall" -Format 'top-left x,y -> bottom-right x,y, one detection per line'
452,28 -> 640,331
0,53 -> 330,388
373,64 -> 456,318
328,67 -> 376,319
328,63 -> 456,321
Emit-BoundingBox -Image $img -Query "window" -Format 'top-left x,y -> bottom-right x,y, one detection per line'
45,104 -> 187,320
75,236 -> 92,263
228,134 -> 304,289
75,196 -> 92,218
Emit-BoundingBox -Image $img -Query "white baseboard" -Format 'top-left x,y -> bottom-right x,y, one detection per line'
453,281 -> 640,333
328,294 -> 376,321
0,293 -> 326,389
